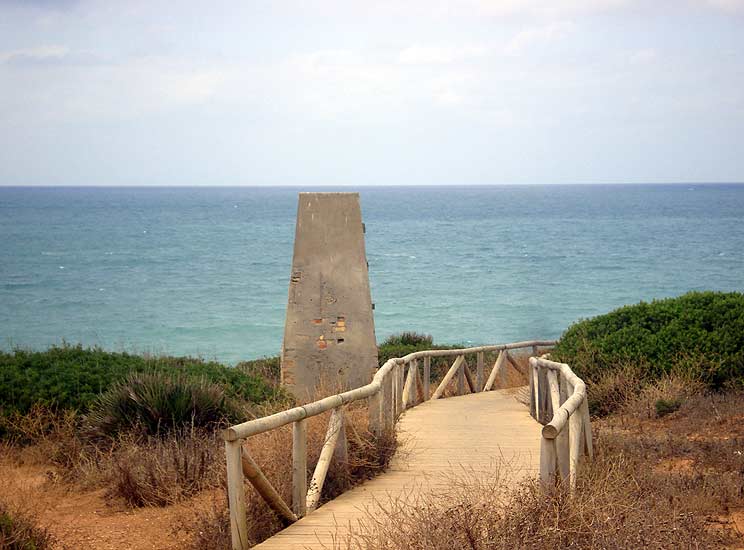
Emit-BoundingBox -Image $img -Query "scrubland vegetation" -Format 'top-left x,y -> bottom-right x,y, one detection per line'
0,500 -> 57,550
554,291 -> 744,397
342,384 -> 744,549
341,291 -> 744,549
0,341 -> 403,548
1,291 -> 743,548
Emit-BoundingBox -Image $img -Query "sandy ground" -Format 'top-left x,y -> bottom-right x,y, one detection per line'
0,459 -> 217,550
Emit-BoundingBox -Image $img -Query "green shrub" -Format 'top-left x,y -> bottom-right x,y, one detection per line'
0,345 -> 277,417
236,356 -> 281,387
553,291 -> 744,388
378,332 -> 460,367
381,332 -> 434,348
654,398 -> 681,417
86,372 -> 248,437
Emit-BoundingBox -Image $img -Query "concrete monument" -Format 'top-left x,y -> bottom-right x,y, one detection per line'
280,193 -> 378,399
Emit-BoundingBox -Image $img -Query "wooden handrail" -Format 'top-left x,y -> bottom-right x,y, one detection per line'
529,356 -> 593,491
224,339 -> 555,550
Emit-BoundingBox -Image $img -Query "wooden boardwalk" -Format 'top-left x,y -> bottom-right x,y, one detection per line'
254,387 -> 542,549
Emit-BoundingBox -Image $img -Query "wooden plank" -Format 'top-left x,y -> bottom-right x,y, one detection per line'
254,389 -> 541,549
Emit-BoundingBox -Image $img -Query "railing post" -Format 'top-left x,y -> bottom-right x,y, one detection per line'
423,356 -> 431,400
532,360 -> 540,421
546,369 -> 569,481
334,411 -> 349,479
292,419 -> 307,517
392,364 -> 399,419
457,357 -> 466,395
476,352 -> 484,391
382,371 -> 394,432
225,439 -> 249,550
568,385 -> 582,490
368,386 -> 382,436
540,435 -> 557,490
528,356 -> 535,416
395,362 -> 405,417
556,372 -> 570,480
580,396 -> 593,459
402,360 -> 417,410
463,358 -> 476,393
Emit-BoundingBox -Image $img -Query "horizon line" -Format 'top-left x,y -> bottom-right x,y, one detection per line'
2,181 -> 744,189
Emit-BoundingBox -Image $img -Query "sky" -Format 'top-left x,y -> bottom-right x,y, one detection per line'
0,0 -> 743,186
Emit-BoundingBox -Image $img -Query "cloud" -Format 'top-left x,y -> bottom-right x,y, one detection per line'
397,45 -> 489,65
627,48 -> 659,66
700,0 -> 744,13
504,21 -> 575,55
462,0 -> 634,17
0,45 -> 69,64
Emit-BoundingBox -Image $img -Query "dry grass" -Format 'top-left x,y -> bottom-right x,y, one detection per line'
179,353 -> 537,549
181,495 -> 233,550
178,402 -> 397,548
107,428 -> 224,507
333,381 -> 744,550
2,386 -> 397,549
1,402 -> 394,544
0,499 -> 60,550
2,407 -> 225,507
339,451 -> 734,549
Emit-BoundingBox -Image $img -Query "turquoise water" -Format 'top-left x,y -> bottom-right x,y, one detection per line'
1,185 -> 743,363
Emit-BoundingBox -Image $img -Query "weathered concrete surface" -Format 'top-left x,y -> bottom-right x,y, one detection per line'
280,193 -> 377,399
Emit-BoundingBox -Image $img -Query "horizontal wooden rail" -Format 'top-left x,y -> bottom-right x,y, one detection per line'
224,339 -> 555,550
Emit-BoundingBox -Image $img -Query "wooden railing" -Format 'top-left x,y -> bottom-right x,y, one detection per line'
223,339 -> 554,550
529,356 -> 593,490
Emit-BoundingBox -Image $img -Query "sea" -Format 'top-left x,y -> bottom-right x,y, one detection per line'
1,184 -> 743,364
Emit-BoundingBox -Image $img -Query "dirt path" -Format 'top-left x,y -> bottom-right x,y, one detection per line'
0,460 -> 216,550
